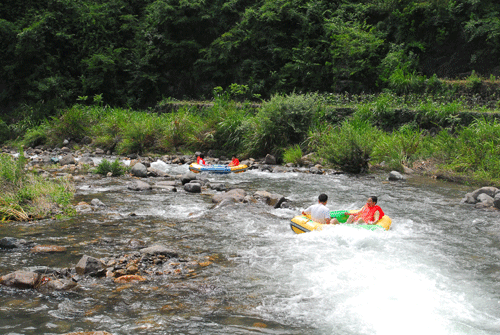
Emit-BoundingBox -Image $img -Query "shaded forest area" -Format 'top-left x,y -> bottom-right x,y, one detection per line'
1,0 -> 500,121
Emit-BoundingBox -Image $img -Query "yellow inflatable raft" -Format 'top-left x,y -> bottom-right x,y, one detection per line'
290,210 -> 392,234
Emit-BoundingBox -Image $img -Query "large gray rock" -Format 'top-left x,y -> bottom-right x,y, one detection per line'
75,255 -> 105,277
181,172 -> 198,185
475,193 -> 494,208
470,187 -> 498,200
212,189 -> 247,204
184,182 -> 201,193
265,154 -> 276,165
494,193 -> 500,209
0,271 -> 41,289
131,163 -> 148,177
388,171 -> 405,181
253,191 -> 287,208
59,154 -> 76,165
127,180 -> 152,191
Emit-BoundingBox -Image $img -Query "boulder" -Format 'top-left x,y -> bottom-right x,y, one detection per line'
59,154 -> 76,165
181,172 -> 198,185
212,189 -> 246,204
470,187 -> 498,200
265,154 -> 276,165
253,191 -> 287,208
184,183 -> 201,193
75,255 -> 105,277
388,171 -> 405,181
130,163 -> 148,177
0,270 -> 41,289
494,193 -> 500,210
127,180 -> 152,191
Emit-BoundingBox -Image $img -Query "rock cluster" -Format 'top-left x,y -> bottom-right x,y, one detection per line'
462,186 -> 500,210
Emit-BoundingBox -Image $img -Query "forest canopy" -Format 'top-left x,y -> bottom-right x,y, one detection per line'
1,0 -> 500,119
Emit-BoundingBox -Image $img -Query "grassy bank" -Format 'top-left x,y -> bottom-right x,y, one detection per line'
0,149 -> 75,221
13,89 -> 500,187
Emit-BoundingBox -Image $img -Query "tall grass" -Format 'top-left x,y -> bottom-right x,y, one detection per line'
241,92 -> 321,157
309,116 -> 383,173
0,150 -> 75,221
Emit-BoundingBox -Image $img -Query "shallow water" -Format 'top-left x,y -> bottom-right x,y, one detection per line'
1,163 -> 500,335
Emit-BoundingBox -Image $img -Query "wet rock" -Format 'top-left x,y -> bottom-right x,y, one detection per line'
147,167 -> 168,177
462,193 -> 476,204
127,180 -> 152,191
78,156 -> 95,166
272,166 -> 287,173
114,275 -> 146,283
475,193 -> 494,208
494,193 -> 500,210
91,198 -> 106,208
75,255 -> 105,277
210,183 -> 227,192
30,245 -> 67,253
181,172 -> 198,185
212,189 -> 246,204
140,245 -> 178,258
0,270 -> 41,289
471,186 -> 498,199
388,171 -> 405,181
38,278 -> 78,292
265,154 -> 276,165
184,182 -> 201,193
131,163 -> 148,177
309,165 -> 323,174
253,191 -> 287,208
59,154 -> 76,165
126,239 -> 147,250
75,202 -> 93,213
0,237 -> 30,249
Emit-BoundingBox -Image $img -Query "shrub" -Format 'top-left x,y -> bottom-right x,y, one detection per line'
95,158 -> 127,176
241,92 -> 320,157
283,145 -> 303,165
310,117 -> 382,173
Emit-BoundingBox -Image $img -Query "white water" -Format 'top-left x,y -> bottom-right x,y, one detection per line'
1,163 -> 500,334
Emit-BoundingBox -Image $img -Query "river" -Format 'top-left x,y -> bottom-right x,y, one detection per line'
1,162 -> 500,335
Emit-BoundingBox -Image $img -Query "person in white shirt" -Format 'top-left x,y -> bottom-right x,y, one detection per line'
302,193 -> 331,224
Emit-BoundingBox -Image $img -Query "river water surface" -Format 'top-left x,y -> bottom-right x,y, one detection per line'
1,163 -> 500,335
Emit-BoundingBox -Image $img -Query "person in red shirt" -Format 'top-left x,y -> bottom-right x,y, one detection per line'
345,196 -> 384,224
228,156 -> 240,167
197,154 -> 206,165
330,196 -> 384,225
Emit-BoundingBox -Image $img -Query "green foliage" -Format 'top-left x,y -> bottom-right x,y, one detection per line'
310,117 -> 382,173
241,92 -> 320,157
283,145 -> 303,165
94,158 -> 127,176
465,70 -> 483,92
0,150 -> 74,221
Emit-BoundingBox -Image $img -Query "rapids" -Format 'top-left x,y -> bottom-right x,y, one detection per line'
1,163 -> 500,334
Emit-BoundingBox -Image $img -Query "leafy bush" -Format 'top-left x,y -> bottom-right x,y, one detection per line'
241,92 -> 320,157
283,145 -> 303,165
310,117 -> 382,173
94,158 -> 127,176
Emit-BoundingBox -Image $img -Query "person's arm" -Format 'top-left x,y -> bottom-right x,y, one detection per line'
370,210 -> 380,224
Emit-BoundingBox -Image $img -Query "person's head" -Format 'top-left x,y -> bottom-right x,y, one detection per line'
367,196 -> 378,207
199,154 -> 204,159
318,193 -> 328,203
232,156 -> 237,159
